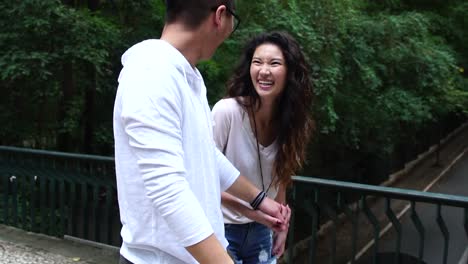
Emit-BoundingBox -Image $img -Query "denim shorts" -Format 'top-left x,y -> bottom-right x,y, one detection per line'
225,222 -> 277,264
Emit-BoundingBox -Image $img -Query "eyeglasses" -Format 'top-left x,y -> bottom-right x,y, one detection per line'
226,6 -> 241,34
211,5 -> 241,35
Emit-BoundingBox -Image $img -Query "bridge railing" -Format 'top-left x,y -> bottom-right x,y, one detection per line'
286,176 -> 468,264
0,146 -> 121,247
2,146 -> 468,261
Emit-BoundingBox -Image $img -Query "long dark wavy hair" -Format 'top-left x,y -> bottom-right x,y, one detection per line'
226,31 -> 314,188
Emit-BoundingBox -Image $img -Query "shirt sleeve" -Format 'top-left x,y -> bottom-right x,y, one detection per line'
215,147 -> 239,191
119,65 -> 213,247
212,99 -> 240,191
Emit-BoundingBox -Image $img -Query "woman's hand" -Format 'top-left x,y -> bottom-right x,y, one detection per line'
243,206 -> 286,233
272,204 -> 291,258
272,229 -> 288,258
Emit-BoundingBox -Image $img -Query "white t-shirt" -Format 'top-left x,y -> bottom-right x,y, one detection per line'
212,98 -> 279,224
114,39 -> 240,264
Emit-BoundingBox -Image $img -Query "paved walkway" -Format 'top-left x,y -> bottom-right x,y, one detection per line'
0,224 -> 119,264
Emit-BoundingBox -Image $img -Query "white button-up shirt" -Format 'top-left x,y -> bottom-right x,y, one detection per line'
113,39 -> 239,263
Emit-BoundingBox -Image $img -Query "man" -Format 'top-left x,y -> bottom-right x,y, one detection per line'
113,1 -> 288,263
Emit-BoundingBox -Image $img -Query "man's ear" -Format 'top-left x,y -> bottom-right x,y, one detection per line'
213,5 -> 227,29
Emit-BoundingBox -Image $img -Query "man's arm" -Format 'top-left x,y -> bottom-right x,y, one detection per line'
120,66 -> 231,263
186,235 -> 233,264
225,175 -> 288,230
221,192 -> 285,232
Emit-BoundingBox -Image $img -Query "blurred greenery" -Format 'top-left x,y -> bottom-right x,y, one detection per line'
0,0 -> 466,182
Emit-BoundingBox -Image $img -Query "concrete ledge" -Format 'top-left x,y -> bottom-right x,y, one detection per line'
0,225 -> 119,264
459,246 -> 468,264
64,235 -> 119,253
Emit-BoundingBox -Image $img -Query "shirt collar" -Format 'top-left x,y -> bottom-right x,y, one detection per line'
159,39 -> 202,80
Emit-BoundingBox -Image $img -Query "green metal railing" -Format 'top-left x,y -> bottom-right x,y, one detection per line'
0,146 -> 121,246
3,145 -> 468,261
286,176 -> 468,264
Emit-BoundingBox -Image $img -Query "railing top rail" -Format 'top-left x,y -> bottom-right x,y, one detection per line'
0,146 -> 114,162
293,175 -> 468,208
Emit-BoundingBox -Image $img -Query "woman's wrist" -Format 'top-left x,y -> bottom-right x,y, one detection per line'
250,190 -> 267,210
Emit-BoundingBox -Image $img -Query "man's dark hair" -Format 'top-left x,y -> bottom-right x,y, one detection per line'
164,0 -> 235,29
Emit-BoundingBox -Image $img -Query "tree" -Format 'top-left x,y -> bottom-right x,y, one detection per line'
0,0 -> 120,153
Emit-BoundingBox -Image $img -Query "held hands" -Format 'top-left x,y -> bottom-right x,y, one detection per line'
272,204 -> 290,257
259,202 -> 290,258
244,207 -> 283,233
244,200 -> 290,257
257,197 -> 290,232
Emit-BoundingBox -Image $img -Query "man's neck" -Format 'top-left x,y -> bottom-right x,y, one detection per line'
161,23 -> 205,67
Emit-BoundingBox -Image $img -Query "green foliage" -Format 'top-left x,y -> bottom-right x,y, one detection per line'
214,0 -> 466,179
0,0 -> 466,180
333,11 -> 460,154
0,0 -> 121,150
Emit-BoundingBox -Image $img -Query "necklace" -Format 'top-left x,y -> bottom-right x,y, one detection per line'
249,105 -> 276,193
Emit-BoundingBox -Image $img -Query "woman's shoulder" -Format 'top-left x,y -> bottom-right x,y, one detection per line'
212,97 -> 244,115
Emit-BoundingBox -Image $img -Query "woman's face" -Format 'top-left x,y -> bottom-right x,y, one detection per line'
250,43 -> 287,103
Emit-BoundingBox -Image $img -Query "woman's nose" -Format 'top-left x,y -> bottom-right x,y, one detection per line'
259,66 -> 271,75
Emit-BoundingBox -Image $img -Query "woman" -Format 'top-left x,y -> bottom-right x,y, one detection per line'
212,32 -> 314,263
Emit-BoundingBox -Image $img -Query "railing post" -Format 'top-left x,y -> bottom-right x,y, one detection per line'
49,178 -> 56,236
81,181 -> 89,239
59,179 -> 66,237
308,187 -> 319,264
2,174 -> 9,224
361,196 -> 380,264
92,183 -> 99,242
385,198 -> 402,264
11,176 -> 18,227
40,175 -> 47,234
287,183 -> 297,264
338,193 -> 358,263
30,175 -> 37,232
436,204 -> 449,264
68,181 -> 77,237
21,175 -> 28,230
409,201 -> 425,263
103,185 -> 113,245
464,208 -> 468,240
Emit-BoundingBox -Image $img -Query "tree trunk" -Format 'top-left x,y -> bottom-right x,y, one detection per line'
87,0 -> 99,11
57,61 -> 75,152
81,0 -> 101,154
83,63 -> 96,154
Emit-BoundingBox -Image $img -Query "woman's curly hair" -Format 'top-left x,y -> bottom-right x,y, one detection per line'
226,31 -> 315,188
